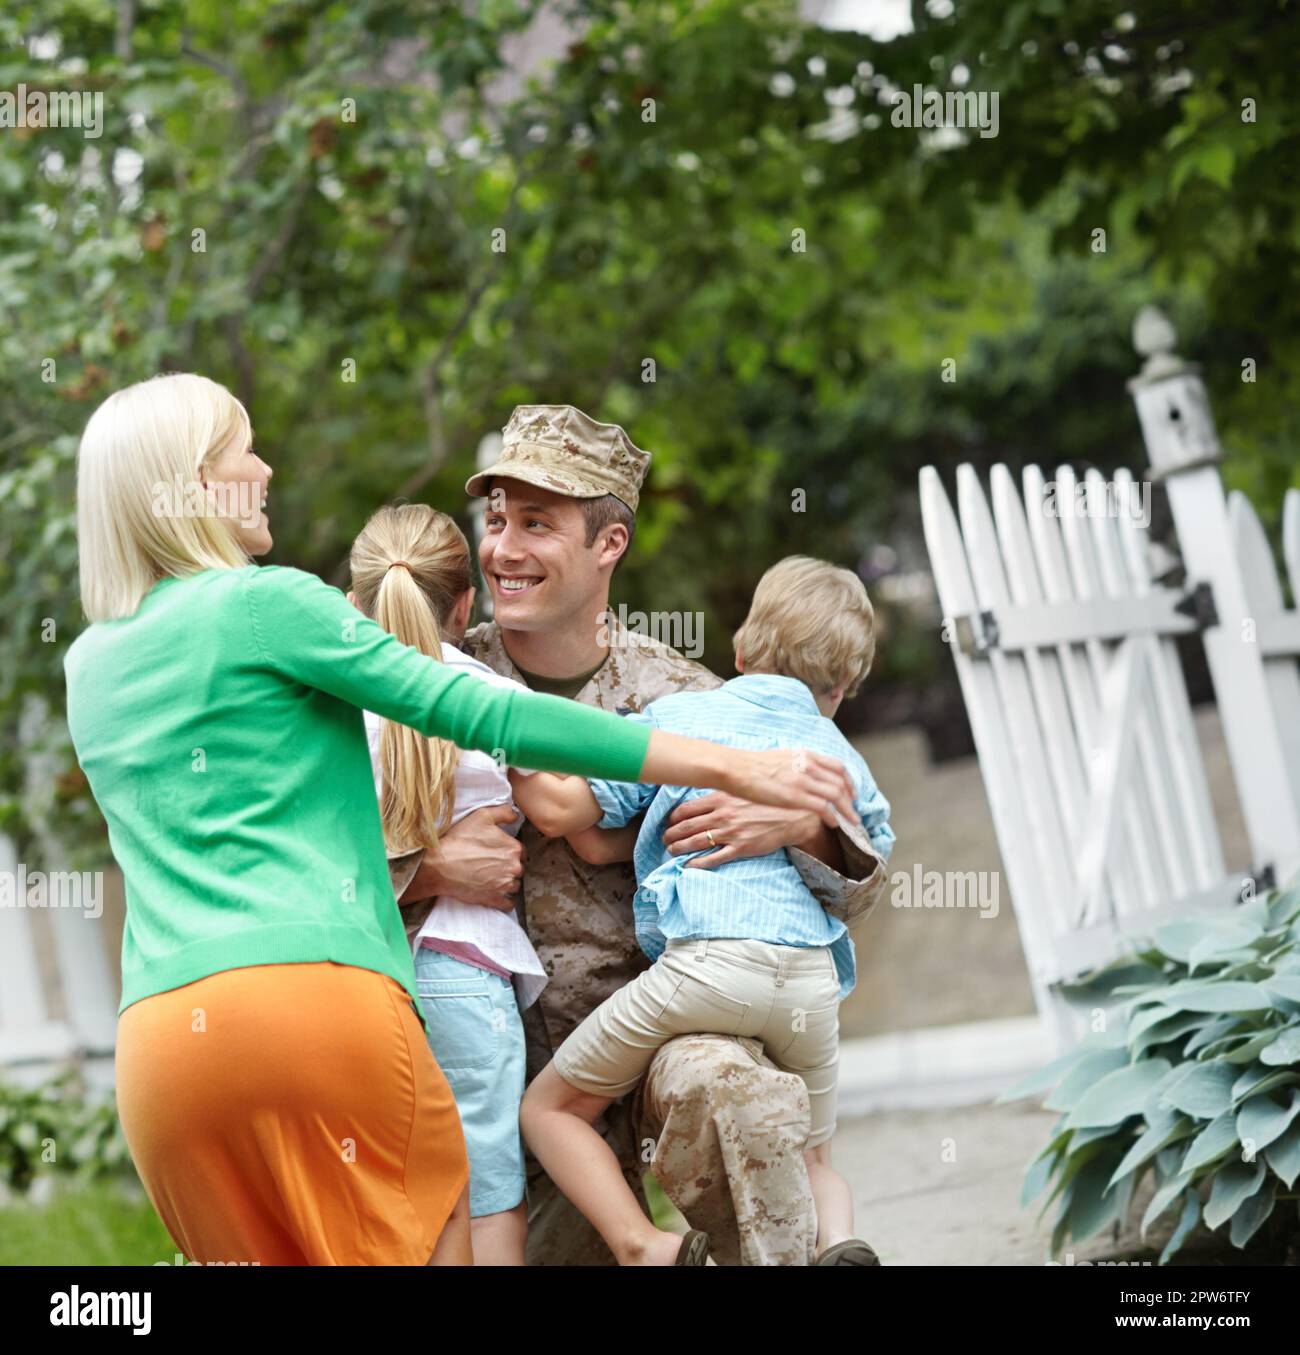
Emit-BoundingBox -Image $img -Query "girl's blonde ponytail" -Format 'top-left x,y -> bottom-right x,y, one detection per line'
349,505 -> 475,856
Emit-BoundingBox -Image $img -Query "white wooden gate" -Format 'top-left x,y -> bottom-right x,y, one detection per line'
921,310 -> 1300,1050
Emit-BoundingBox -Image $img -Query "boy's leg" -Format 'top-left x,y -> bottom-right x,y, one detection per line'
803,1141 -> 855,1254
763,950 -> 876,1262
521,1063 -> 686,1265
468,1202 -> 527,1266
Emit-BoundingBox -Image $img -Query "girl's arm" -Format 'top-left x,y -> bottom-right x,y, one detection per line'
246,566 -> 858,824
508,771 -> 638,863
508,769 -> 601,837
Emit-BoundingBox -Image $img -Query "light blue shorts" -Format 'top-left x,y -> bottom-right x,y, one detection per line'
414,947 -> 527,1218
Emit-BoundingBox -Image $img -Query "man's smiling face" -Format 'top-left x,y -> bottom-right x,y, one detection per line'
479,477 -> 613,632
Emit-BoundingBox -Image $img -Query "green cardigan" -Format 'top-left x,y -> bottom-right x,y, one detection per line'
63,564 -> 651,1017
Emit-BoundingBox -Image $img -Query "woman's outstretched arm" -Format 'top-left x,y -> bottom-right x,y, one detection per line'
244,565 -> 856,825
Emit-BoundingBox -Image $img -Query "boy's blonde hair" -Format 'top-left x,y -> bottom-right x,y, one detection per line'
732,555 -> 876,698
349,504 -> 475,857
76,373 -> 253,621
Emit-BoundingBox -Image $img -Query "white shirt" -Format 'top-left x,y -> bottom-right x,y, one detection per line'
363,641 -> 549,1010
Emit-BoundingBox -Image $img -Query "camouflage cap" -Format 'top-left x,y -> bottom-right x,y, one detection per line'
465,404 -> 651,512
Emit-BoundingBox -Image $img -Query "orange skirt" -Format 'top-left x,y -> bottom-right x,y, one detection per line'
115,961 -> 469,1265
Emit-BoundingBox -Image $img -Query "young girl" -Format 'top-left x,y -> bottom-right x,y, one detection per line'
349,503 -> 546,1266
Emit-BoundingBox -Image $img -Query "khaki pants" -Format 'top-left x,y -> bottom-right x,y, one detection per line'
554,938 -> 841,1148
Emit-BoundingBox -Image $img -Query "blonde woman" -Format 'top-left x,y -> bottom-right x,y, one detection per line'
64,372 -> 859,1267
349,503 -> 555,1266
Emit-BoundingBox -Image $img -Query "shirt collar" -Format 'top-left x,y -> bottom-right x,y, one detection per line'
721,673 -> 821,715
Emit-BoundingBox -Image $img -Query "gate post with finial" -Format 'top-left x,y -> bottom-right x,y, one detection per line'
1128,305 -> 1300,888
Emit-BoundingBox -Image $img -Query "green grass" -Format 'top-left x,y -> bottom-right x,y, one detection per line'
0,1180 -> 174,1266
0,1173 -> 678,1265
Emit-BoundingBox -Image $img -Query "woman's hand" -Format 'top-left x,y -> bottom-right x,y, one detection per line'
721,746 -> 858,830
640,730 -> 857,831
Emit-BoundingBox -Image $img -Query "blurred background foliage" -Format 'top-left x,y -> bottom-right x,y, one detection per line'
1,0 -> 1297,861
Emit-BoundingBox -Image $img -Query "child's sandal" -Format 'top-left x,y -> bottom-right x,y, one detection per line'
674,1229 -> 711,1266
815,1238 -> 881,1266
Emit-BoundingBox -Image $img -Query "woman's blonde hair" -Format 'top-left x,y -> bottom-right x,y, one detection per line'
350,504 -> 475,856
76,373 -> 253,621
732,555 -> 876,698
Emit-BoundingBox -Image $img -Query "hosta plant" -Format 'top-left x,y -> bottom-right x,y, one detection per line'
1005,884 -> 1300,1263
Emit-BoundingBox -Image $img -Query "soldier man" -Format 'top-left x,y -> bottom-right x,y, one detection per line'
389,405 -> 887,1265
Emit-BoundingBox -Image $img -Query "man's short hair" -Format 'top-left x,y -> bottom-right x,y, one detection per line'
732,556 -> 876,697
580,494 -> 636,571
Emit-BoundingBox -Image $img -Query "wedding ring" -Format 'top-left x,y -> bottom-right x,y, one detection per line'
706,830 -> 717,848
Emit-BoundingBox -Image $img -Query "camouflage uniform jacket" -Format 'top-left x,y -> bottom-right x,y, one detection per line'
390,615 -> 888,1077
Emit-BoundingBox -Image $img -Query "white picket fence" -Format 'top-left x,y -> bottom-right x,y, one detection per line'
921,309 -> 1300,1051
1232,488 -> 1300,820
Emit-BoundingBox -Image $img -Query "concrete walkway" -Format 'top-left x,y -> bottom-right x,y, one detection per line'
835,1099 -> 1151,1266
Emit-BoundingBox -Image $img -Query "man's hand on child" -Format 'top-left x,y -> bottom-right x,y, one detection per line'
663,794 -> 820,869
404,804 -> 523,911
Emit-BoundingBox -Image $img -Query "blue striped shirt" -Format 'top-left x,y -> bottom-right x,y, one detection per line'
586,674 -> 894,999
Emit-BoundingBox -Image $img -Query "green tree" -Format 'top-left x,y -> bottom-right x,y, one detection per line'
1,0 -> 1296,856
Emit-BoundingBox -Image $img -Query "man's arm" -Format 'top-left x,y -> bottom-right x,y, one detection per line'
391,803 -> 525,915
661,793 -> 889,926
788,815 -> 889,927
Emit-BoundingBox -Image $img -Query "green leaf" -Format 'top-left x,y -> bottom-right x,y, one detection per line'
1264,1122 -> 1300,1188
1159,1192 -> 1201,1264
1181,1110 -> 1240,1172
1108,1110 -> 1195,1189
1183,1014 -> 1241,1055
1232,1064 -> 1300,1105
1229,1180 -> 1276,1249
1187,919 -> 1264,972
1142,1175 -> 1193,1236
1203,1160 -> 1265,1231
998,1043 -> 1110,1103
1160,1061 -> 1237,1118
1042,1047 -> 1130,1112
1220,1029 -> 1289,1065
1068,1149 -> 1129,1243
1259,1024 -> 1300,1066
1020,1145 -> 1057,1208
1132,1010 -> 1205,1057
1156,982 -> 1275,1014
1063,1059 -> 1171,1130
1262,976 -> 1300,1004
1236,1088 -> 1300,1155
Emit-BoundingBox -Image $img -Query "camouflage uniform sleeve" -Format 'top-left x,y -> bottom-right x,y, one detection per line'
788,815 -> 889,927
387,846 -> 421,900
386,847 -> 436,941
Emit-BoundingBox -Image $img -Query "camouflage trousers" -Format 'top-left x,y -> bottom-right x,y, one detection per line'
523,1033 -> 819,1267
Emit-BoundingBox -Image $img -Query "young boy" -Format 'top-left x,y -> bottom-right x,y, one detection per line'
512,555 -> 894,1266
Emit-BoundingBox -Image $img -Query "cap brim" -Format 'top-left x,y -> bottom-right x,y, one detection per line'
465,460 -> 612,501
